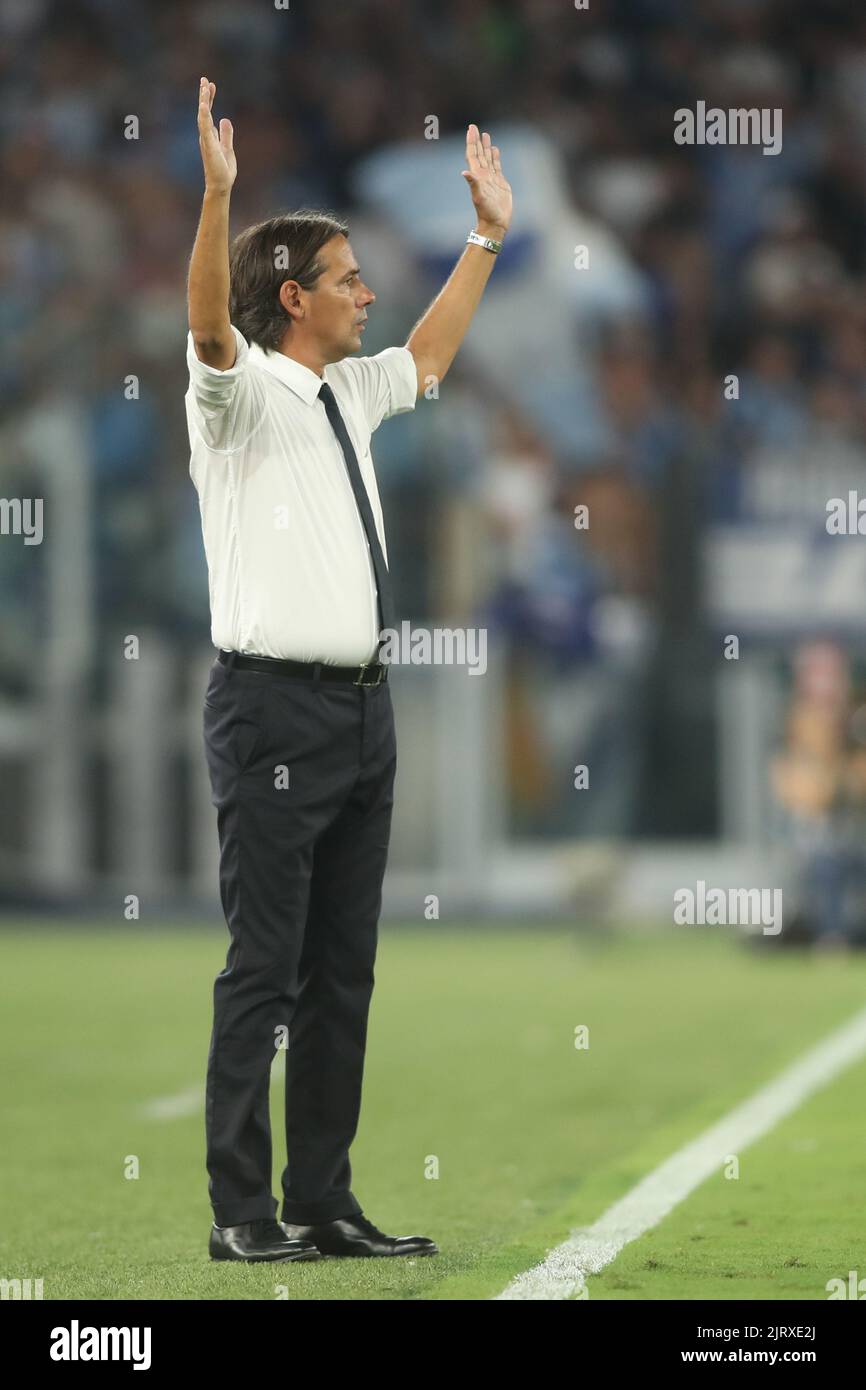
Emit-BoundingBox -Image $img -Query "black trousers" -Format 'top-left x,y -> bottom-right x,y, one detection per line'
202,654 -> 396,1227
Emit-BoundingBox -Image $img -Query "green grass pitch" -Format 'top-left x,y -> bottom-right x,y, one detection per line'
1,920 -> 864,1300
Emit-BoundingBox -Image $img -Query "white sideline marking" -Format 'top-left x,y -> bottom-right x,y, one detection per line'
141,1085 -> 204,1120
495,1003 -> 866,1300
141,1054 -> 286,1121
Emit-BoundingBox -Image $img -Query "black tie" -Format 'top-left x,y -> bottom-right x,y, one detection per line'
318,380 -> 396,647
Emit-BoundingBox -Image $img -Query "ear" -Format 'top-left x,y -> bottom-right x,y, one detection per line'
278,279 -> 304,322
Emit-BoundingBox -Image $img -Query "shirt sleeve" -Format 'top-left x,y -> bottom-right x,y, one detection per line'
185,324 -> 260,452
330,345 -> 418,433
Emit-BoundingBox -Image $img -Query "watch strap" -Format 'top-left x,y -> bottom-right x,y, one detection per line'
467,229 -> 502,254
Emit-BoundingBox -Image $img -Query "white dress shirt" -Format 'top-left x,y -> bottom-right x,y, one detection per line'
185,325 -> 417,664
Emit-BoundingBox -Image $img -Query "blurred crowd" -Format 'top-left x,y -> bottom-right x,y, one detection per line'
2,0 -> 866,840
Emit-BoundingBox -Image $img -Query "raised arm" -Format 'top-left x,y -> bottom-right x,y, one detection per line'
188,77 -> 237,369
405,124 -> 513,397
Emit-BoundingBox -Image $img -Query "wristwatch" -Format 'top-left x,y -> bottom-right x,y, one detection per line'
467,229 -> 503,254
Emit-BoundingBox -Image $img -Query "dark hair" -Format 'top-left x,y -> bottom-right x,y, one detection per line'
229,209 -> 349,351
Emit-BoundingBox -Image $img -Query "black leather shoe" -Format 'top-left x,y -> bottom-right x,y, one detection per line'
279,1212 -> 438,1258
209,1217 -> 322,1263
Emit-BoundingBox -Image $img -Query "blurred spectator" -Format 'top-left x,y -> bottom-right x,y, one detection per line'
771,643 -> 866,947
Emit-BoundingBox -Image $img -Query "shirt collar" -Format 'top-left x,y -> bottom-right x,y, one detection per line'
248,341 -> 325,406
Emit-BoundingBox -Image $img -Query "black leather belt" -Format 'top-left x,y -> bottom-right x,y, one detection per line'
217,648 -> 388,686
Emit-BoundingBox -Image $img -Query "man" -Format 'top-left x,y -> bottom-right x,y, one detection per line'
187,76 -> 512,1263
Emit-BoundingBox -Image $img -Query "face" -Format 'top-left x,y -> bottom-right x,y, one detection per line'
296,235 -> 375,361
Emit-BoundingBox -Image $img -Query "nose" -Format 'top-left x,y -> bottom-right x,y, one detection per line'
360,282 -> 375,306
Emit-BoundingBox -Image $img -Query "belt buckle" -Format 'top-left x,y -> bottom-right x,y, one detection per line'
354,662 -> 383,687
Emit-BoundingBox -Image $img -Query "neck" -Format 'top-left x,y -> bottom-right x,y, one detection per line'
275,333 -> 326,378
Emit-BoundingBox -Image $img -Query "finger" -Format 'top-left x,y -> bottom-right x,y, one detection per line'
198,79 -> 214,130
219,118 -> 233,152
481,130 -> 492,166
466,122 -> 482,172
491,144 -> 502,173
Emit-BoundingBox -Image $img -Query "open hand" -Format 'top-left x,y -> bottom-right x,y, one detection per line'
461,124 -> 512,240
198,77 -> 236,193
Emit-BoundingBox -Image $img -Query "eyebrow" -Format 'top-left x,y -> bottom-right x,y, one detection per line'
340,266 -> 361,281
